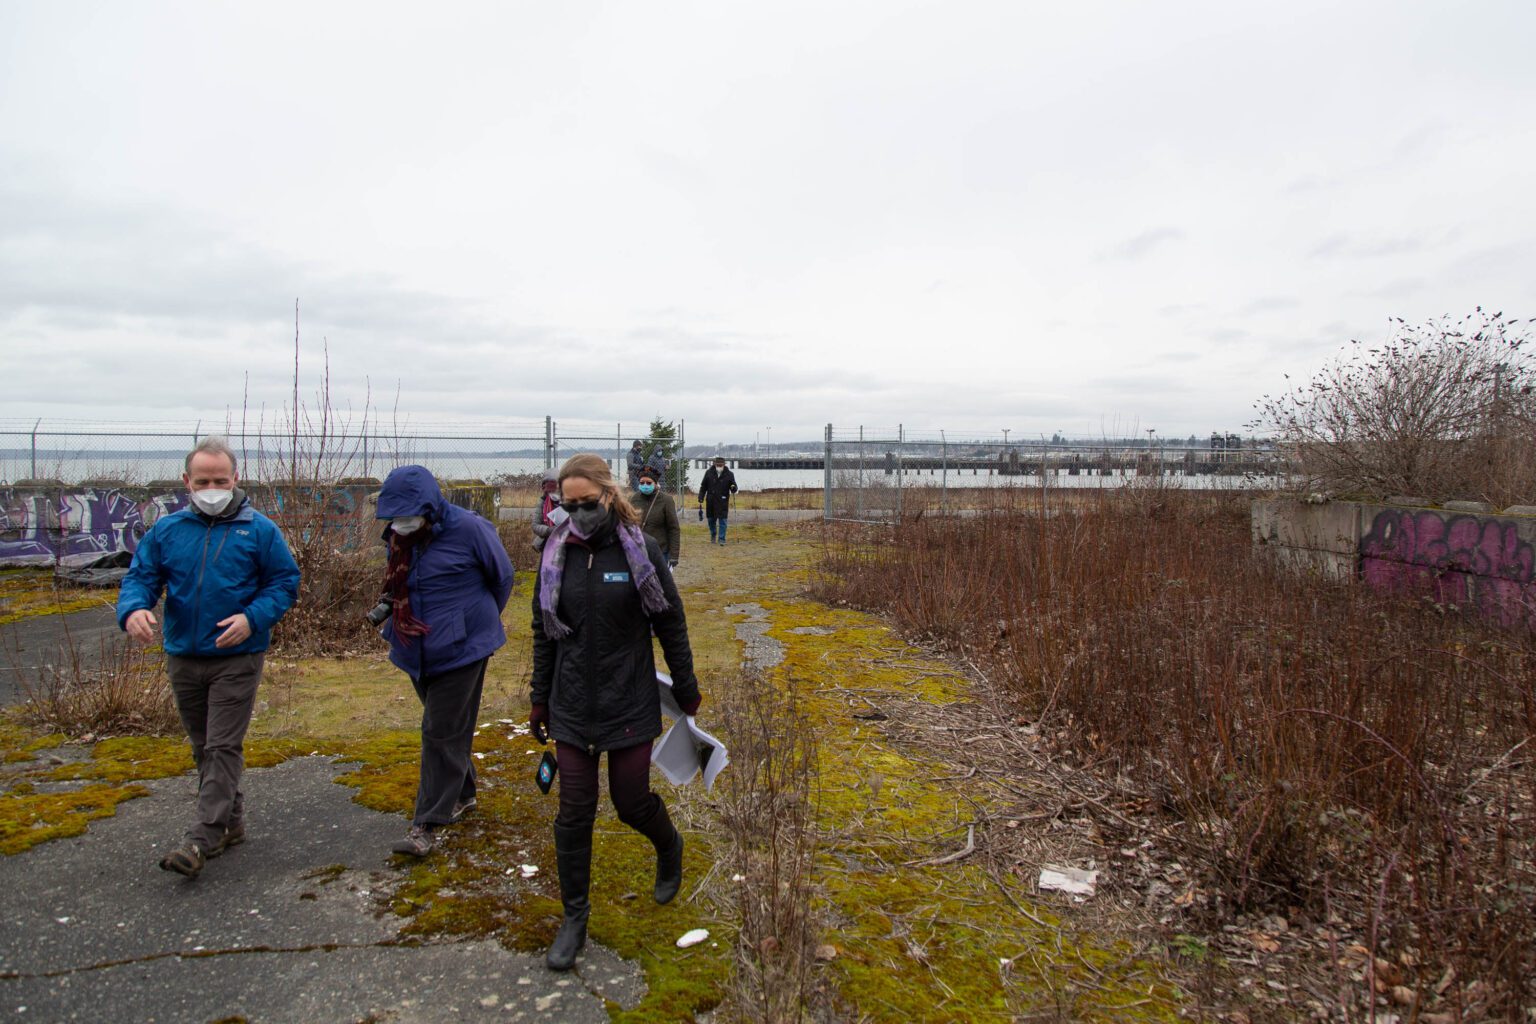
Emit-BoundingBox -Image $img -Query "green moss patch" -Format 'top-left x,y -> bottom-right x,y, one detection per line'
332,721 -> 732,1021
47,736 -> 191,783
0,568 -> 113,625
724,553 -> 1184,1022
0,781 -> 150,854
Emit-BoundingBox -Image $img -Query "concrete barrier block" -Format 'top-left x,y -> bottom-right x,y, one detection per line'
1251,499 -> 1359,556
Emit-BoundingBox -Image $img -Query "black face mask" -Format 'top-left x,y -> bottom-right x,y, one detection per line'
568,504 -> 610,538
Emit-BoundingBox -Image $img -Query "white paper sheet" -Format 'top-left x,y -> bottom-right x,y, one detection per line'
652,671 -> 729,790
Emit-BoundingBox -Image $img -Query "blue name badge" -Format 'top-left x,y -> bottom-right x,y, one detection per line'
602,571 -> 631,583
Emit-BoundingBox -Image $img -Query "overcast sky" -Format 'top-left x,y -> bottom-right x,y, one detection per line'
2,1 -> 1532,446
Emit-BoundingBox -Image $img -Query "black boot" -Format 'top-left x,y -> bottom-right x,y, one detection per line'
547,822 -> 591,971
633,796 -> 684,905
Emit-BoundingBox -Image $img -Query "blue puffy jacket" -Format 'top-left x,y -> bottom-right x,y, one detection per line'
376,466 -> 515,680
116,493 -> 301,657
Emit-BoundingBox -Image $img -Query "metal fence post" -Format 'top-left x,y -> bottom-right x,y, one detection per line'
30,418 -> 40,479
941,429 -> 948,513
545,416 -> 554,471
857,425 -> 865,521
823,423 -> 833,520
897,423 -> 904,521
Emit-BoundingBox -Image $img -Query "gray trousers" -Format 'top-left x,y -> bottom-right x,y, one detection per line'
409,657 -> 488,827
166,652 -> 264,850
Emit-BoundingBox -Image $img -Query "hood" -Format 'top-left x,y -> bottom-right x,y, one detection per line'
377,465 -> 449,522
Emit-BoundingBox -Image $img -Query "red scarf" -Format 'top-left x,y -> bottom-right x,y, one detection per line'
383,530 -> 433,643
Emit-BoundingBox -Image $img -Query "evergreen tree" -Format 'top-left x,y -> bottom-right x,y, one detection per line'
642,416 -> 688,493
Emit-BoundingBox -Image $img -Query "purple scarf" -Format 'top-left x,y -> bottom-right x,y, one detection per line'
538,514 -> 670,640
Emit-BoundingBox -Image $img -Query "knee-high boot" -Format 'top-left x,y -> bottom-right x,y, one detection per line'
632,796 -> 684,905
547,822 -> 591,970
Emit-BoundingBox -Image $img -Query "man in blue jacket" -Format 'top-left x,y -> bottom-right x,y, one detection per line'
118,438 -> 301,878
375,465 -> 514,857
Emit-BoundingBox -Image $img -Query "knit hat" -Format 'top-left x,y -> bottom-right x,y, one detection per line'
638,466 -> 659,483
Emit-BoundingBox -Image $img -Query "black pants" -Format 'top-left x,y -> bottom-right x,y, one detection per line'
554,741 -> 656,830
409,657 -> 487,827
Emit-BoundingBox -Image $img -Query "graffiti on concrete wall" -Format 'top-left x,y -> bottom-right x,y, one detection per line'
0,487 -> 189,566
1,482 -> 494,568
1359,508 -> 1536,630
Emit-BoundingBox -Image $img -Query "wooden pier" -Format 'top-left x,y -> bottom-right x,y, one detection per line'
695,452 -> 1276,476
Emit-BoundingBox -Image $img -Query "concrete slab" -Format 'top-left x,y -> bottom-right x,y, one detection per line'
0,606 -> 121,706
0,755 -> 643,1022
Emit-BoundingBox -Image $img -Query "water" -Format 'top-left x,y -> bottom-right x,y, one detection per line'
1,451 -> 1275,493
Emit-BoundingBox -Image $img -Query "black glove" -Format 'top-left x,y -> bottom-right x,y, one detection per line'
530,703 -> 550,745
697,505 -> 704,521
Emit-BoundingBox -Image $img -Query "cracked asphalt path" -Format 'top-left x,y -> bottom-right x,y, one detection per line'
0,755 -> 642,1022
0,605 -> 120,706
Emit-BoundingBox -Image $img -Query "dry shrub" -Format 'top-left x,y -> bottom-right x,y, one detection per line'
815,487 -> 1536,1016
714,670 -> 829,1022
497,518 -> 544,575
1257,309 -> 1536,506
17,633 -> 180,737
267,489 -> 383,656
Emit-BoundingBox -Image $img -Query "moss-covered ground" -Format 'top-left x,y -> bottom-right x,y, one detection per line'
0,567 -> 112,625
688,524 -> 1183,1022
0,521 -> 1188,1020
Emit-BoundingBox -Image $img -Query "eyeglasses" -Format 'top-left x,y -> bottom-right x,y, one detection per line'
560,498 -> 602,514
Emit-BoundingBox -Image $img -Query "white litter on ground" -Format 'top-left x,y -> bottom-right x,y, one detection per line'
676,928 -> 709,948
1038,864 -> 1099,898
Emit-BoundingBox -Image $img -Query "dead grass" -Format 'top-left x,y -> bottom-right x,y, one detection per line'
813,487 -> 1536,1019
715,671 -> 827,1022
15,633 -> 180,738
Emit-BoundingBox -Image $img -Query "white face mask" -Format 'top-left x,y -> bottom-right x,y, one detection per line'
191,488 -> 234,516
391,515 -> 427,535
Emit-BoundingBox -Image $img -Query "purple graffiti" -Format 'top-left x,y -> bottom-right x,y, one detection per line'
1360,509 -> 1536,630
0,487 -> 183,568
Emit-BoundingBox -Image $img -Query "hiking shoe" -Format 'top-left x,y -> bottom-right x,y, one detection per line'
159,840 -> 206,878
206,822 -> 246,859
391,824 -> 435,857
450,798 -> 477,823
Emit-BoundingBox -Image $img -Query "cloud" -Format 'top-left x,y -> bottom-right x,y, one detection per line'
1345,277 -> 1425,300
1308,233 -> 1425,260
1237,296 -> 1301,315
1103,227 -> 1185,262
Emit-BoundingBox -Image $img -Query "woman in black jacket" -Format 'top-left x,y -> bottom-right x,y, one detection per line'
528,452 -> 703,971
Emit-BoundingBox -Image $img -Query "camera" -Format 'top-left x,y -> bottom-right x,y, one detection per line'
364,596 -> 393,626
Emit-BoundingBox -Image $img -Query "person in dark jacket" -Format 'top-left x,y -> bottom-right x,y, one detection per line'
625,439 -> 645,490
632,464 -> 680,568
118,437 -> 301,878
375,466 -> 515,857
531,469 -> 560,551
697,456 -> 738,545
529,452 -> 702,971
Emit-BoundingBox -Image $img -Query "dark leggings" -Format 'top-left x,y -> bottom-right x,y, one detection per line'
554,741 -> 658,829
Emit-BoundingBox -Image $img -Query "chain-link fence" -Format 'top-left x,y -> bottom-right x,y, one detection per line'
0,418 -> 691,495
0,418 -> 694,568
823,424 -> 1281,523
